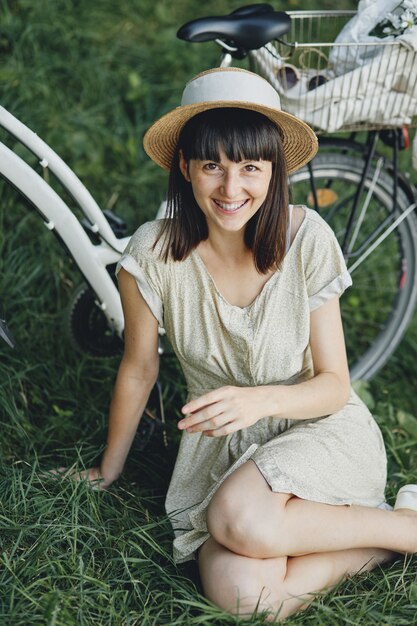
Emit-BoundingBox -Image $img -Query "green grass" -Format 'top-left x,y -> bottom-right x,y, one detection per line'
1,0 -> 417,624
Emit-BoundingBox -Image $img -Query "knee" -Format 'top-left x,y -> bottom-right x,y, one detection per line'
206,488 -> 252,555
206,487 -> 276,558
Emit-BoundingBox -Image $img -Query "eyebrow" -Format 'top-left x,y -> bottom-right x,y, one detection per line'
200,158 -> 263,164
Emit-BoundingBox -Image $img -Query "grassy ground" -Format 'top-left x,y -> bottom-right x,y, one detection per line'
1,0 -> 417,624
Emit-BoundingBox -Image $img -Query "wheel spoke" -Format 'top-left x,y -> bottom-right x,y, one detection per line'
290,153 -> 417,380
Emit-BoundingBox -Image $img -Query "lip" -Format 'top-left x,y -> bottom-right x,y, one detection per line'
212,198 -> 249,214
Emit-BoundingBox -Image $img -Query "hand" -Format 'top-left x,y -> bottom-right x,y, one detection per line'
178,386 -> 272,437
48,466 -> 111,490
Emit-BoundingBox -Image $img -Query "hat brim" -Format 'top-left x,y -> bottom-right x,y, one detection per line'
143,101 -> 318,174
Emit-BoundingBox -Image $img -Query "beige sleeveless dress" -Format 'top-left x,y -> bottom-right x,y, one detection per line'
117,207 -> 387,564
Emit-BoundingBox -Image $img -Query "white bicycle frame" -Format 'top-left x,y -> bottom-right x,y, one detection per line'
0,105 -> 130,338
0,48 -> 255,347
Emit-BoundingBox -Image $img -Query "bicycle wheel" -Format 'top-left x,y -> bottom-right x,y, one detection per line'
289,153 -> 417,381
66,283 -> 124,357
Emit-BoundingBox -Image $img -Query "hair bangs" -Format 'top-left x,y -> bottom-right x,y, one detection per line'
156,105 -> 289,273
180,108 -> 282,164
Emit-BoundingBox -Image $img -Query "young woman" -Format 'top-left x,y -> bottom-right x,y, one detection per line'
75,68 -> 417,620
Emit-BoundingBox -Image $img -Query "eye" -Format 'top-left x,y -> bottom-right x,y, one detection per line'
244,163 -> 260,172
203,162 -> 220,171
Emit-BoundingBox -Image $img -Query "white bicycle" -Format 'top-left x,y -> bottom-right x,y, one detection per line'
1,3 -> 417,384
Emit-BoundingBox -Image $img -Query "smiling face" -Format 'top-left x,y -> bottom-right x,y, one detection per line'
179,150 -> 272,235
163,108 -> 289,272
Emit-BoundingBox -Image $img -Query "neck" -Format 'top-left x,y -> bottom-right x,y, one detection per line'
203,229 -> 250,263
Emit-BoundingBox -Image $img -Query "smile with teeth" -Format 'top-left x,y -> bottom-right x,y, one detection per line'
213,199 -> 248,212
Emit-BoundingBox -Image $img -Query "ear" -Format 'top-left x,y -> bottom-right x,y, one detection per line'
179,150 -> 190,182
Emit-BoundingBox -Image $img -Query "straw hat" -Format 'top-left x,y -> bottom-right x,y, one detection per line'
143,67 -> 318,174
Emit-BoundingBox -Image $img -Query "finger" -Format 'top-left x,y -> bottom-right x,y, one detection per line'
181,388 -> 227,415
186,412 -> 231,433
178,405 -> 213,428
178,402 -> 226,430
78,469 -> 104,485
89,476 -> 105,491
46,467 -> 66,476
45,467 -> 103,488
72,470 -> 106,491
44,467 -> 75,480
77,470 -> 91,482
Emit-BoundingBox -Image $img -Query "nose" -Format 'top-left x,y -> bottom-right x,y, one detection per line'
220,169 -> 241,198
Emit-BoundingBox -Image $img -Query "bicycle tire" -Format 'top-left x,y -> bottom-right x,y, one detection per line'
66,283 -> 123,357
289,153 -> 417,381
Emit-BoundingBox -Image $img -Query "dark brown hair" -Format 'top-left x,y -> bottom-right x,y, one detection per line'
154,108 -> 289,273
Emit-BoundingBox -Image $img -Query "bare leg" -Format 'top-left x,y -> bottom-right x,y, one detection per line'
199,536 -> 395,621
206,460 -> 417,558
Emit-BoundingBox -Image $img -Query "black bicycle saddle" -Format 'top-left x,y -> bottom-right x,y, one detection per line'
177,4 -> 291,53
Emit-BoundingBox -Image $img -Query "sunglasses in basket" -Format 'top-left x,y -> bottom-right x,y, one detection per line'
275,48 -> 329,92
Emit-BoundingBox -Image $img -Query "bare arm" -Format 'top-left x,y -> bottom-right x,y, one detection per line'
98,267 -> 160,485
178,297 -> 350,435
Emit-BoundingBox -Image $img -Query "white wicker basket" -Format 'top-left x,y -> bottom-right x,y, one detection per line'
250,11 -> 417,133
